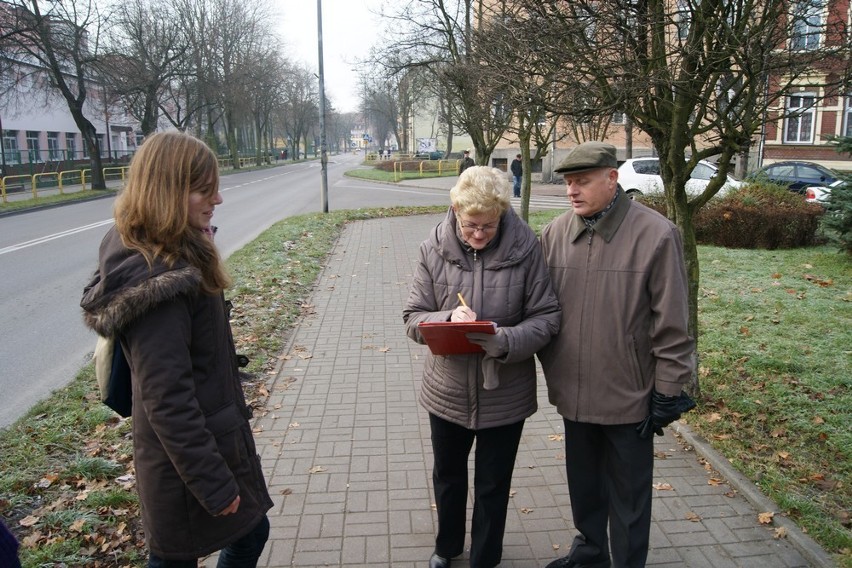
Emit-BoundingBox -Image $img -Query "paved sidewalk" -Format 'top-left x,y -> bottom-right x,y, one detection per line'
245,213 -> 833,567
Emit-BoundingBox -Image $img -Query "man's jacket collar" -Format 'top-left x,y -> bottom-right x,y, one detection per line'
567,187 -> 631,243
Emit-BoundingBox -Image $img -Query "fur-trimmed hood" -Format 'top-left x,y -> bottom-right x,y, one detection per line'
81,226 -> 202,337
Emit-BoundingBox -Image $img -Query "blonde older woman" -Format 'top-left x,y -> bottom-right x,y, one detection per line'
403,166 -> 561,568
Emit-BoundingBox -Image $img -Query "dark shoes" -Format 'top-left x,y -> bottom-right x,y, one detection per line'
544,556 -> 611,568
429,553 -> 451,568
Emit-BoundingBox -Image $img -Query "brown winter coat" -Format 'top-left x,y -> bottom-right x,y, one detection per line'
81,227 -> 272,560
538,189 -> 695,424
403,207 -> 561,430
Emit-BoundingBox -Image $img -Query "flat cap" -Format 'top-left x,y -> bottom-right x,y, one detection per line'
554,141 -> 618,174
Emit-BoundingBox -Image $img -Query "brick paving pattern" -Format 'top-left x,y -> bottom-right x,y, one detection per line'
235,210 -> 832,567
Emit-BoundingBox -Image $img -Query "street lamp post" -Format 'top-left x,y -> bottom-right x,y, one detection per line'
317,0 -> 329,213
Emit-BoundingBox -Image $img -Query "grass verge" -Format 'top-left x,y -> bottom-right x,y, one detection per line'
690,244 -> 851,563
0,206 -> 849,566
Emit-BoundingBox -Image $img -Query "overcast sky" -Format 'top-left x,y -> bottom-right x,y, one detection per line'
276,0 -> 384,113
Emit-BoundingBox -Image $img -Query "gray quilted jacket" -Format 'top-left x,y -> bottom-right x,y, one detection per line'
403,207 -> 561,429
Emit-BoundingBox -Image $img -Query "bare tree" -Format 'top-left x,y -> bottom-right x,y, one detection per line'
6,0 -> 109,188
379,0 -> 513,163
279,64 -> 319,160
244,49 -> 289,163
513,0 -> 852,395
99,0 -> 188,136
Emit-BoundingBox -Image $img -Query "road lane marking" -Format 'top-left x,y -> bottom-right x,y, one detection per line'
0,219 -> 115,255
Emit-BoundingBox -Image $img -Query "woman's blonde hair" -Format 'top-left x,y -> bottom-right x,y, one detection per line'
114,131 -> 231,294
450,166 -> 511,218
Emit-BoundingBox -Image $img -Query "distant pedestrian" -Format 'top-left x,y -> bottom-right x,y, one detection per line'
81,131 -> 273,567
404,166 -> 561,568
458,149 -> 475,175
510,153 -> 522,198
539,141 -> 696,568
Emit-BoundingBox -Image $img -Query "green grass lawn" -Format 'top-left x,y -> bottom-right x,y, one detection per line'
0,205 -> 849,566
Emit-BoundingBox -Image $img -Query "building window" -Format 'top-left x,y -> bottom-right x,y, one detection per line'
26,130 -> 41,163
845,95 -> 852,138
66,133 -> 77,160
790,0 -> 824,51
676,0 -> 691,40
784,94 -> 816,143
612,112 -> 625,125
97,134 -> 106,157
47,132 -> 60,160
3,130 -> 20,165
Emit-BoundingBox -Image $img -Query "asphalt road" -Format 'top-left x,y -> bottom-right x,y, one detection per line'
0,154 -> 450,429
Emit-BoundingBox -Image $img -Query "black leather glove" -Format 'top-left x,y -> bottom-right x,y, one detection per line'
636,390 -> 697,439
466,328 -> 508,357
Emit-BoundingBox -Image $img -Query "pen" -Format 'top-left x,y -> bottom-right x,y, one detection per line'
457,292 -> 468,308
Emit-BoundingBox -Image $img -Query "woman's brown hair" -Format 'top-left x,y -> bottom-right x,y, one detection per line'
114,131 -> 231,294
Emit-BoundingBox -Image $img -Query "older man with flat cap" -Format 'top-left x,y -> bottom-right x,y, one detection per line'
538,142 -> 696,568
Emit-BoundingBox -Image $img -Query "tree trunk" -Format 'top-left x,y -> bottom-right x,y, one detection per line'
519,129 -> 532,223
77,119 -> 106,190
670,197 -> 701,399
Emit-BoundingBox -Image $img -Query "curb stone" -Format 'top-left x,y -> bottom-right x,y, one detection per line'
674,421 -> 836,567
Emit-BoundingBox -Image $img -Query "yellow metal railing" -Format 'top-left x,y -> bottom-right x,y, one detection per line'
1,165 -> 125,202
103,166 -> 130,181
59,170 -> 84,192
0,174 -> 32,203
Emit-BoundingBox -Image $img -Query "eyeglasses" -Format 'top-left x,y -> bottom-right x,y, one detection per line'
459,220 -> 499,233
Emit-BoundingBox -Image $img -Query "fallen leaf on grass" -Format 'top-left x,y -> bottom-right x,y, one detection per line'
19,515 -> 39,527
803,274 -> 833,287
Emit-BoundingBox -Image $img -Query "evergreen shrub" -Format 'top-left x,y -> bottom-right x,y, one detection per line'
819,135 -> 852,256
638,182 -> 825,249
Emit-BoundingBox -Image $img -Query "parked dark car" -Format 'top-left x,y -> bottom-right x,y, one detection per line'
747,161 -> 842,194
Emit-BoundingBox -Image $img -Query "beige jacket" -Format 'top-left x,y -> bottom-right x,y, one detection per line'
538,190 -> 694,424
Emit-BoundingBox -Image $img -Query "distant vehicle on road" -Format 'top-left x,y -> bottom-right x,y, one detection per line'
617,158 -> 742,198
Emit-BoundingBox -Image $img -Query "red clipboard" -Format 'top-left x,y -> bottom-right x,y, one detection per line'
417,321 -> 497,355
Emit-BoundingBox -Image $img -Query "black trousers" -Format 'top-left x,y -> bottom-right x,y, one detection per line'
429,413 -> 525,568
562,420 -> 653,568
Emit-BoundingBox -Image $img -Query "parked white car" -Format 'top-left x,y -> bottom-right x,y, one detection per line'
617,158 -> 743,198
804,179 -> 845,205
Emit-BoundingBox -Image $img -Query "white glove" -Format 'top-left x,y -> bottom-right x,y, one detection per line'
466,328 -> 508,357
